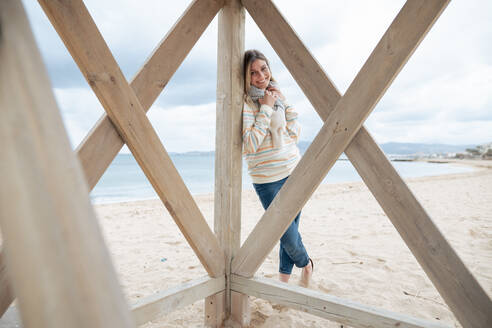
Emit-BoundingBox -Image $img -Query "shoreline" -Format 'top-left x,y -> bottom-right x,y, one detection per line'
91,159 -> 485,206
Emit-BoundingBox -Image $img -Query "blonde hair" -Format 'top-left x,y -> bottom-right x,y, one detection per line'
243,49 -> 275,109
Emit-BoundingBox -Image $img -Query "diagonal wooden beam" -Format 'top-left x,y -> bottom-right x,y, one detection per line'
0,1 -> 134,326
233,0 -> 446,276
76,0 -> 224,190
132,276 -> 225,326
231,275 -> 451,328
0,0 -> 224,311
38,0 -> 225,277
346,129 -> 492,328
239,1 -> 492,327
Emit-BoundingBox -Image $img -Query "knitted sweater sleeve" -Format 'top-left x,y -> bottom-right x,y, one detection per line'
285,104 -> 301,143
242,102 -> 274,154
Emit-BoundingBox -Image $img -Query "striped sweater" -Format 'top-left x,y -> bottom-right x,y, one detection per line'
242,101 -> 301,184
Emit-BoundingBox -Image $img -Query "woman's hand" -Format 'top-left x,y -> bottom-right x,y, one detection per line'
266,85 -> 286,102
258,90 -> 278,108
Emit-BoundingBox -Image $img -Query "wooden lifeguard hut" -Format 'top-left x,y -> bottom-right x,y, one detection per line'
0,0 -> 491,327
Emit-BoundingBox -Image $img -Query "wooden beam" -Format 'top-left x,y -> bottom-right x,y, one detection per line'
242,1 -> 492,327
132,276 -> 225,326
0,1 -> 134,327
0,250 -> 13,318
205,0 -> 248,327
38,0 -> 225,277
233,0 -> 447,275
76,0 -> 224,190
346,128 -> 492,328
231,275 -> 450,328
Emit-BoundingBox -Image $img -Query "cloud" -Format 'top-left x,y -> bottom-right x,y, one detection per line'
53,88 -> 106,148
147,103 -> 217,153
366,118 -> 492,145
22,0 -> 492,152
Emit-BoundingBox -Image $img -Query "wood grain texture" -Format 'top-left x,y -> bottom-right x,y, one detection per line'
231,275 -> 450,328
205,0 -> 248,326
132,276 -> 225,326
76,0 -> 224,190
240,1 -> 492,327
38,0 -> 225,277
0,1 -> 134,327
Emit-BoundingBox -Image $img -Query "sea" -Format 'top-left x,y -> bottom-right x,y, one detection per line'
90,153 -> 474,204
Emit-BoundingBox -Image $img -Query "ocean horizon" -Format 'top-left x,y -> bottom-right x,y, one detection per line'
90,153 -> 474,204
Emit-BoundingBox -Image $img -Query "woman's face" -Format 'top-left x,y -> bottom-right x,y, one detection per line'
250,59 -> 271,90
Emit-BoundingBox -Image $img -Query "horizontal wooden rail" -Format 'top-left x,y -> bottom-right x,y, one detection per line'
132,276 -> 225,325
231,275 -> 450,328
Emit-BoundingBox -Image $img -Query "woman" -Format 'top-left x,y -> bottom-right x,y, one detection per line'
242,49 -> 313,287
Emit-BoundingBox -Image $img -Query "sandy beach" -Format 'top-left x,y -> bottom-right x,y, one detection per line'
4,162 -> 488,327
76,160 -> 488,328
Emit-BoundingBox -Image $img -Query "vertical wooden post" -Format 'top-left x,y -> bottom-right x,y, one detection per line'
205,0 -> 248,326
0,1 -> 135,327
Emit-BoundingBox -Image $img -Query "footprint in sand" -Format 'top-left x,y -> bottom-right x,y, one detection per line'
317,284 -> 331,294
164,241 -> 182,245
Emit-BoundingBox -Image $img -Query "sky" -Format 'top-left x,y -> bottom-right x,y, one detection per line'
22,0 -> 492,153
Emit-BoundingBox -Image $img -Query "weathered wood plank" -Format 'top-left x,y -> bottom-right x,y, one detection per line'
0,1 -> 134,326
132,276 -> 225,326
346,128 -> 492,328
206,0 -> 248,326
214,0 -> 244,280
38,0 -> 225,277
233,0 -> 447,276
231,275 -> 450,328
205,291 -> 226,327
76,0 -> 224,190
242,1 -> 492,327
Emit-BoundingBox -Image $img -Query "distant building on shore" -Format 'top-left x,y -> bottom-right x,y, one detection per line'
455,142 -> 492,160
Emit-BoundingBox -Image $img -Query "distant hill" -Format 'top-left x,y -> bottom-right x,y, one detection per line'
297,140 -> 475,155
163,141 -> 477,157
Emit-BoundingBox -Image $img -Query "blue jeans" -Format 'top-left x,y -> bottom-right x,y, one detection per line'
253,176 -> 310,274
